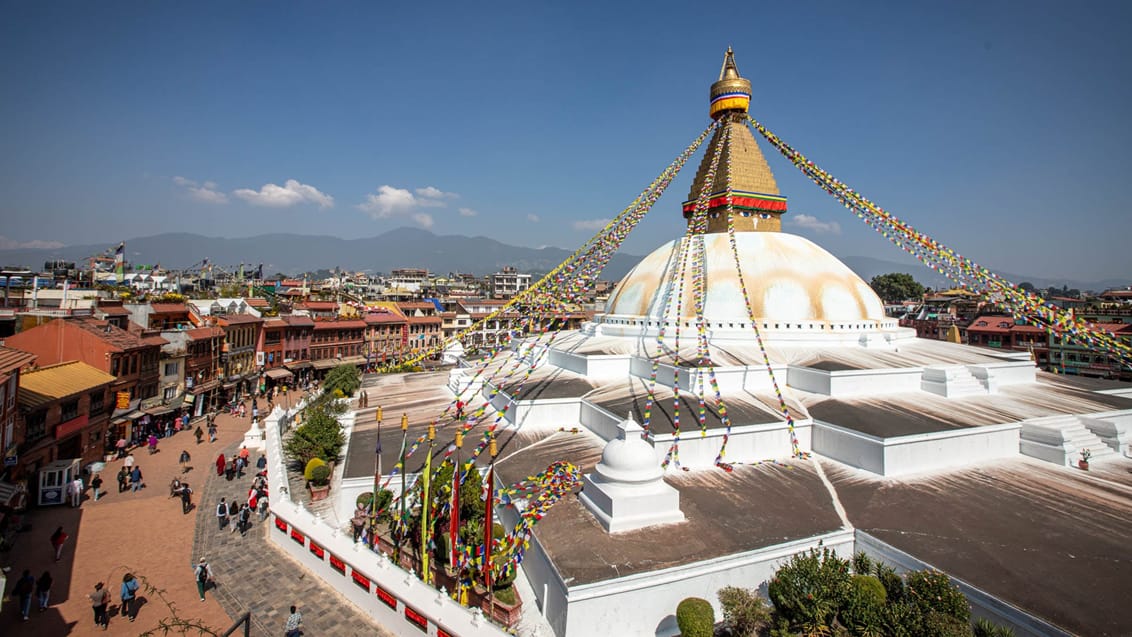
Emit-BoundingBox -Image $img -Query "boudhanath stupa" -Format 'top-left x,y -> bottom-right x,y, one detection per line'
343,50 -> 1132,637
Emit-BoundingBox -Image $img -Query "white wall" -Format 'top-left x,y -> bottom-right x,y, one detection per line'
812,421 -> 1020,476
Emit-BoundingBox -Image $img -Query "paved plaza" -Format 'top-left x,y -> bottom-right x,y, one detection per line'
1,397 -> 393,636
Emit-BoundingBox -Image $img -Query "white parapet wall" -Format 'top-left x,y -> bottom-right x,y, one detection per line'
813,421 -> 1021,476
264,399 -> 508,637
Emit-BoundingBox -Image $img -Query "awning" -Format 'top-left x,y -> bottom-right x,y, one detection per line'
311,359 -> 341,371
144,405 -> 175,416
340,356 -> 368,366
222,381 -> 239,390
285,361 -> 312,371
191,379 -> 221,394
111,398 -> 142,419
265,368 -> 293,380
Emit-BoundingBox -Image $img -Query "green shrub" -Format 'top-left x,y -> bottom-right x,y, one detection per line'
873,563 -> 904,603
356,491 -> 374,509
973,618 -> 1016,637
309,463 -> 331,486
905,569 -> 970,624
675,597 -> 715,637
851,552 -> 874,576
841,575 -> 887,637
304,457 -> 327,481
323,364 -> 361,396
767,548 -> 851,634
878,601 -> 922,637
285,402 -> 346,465
717,586 -> 770,637
921,610 -> 974,637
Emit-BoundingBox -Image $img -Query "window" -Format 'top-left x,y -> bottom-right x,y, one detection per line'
111,357 -> 120,376
89,391 -> 105,415
61,399 -> 79,422
164,386 -> 177,400
164,362 -> 178,376
26,410 -> 47,441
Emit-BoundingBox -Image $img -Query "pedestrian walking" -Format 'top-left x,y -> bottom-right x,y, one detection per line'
284,605 -> 303,637
194,425 -> 204,444
182,412 -> 190,431
13,569 -> 35,621
257,494 -> 269,521
115,436 -> 127,458
124,453 -> 135,470
256,454 -> 267,470
456,399 -> 465,419
91,473 -> 103,501
238,503 -> 252,536
351,503 -> 367,542
89,581 -> 111,629
49,526 -> 68,561
208,422 -> 217,442
180,449 -> 192,473
228,499 -> 240,532
130,465 -> 143,491
225,459 -> 236,481
35,570 -> 53,612
120,573 -> 139,622
215,453 -> 226,477
117,466 -> 129,493
68,476 -> 83,507
216,498 -> 229,530
238,445 -> 250,465
194,558 -> 213,601
147,433 -> 159,454
180,483 -> 193,514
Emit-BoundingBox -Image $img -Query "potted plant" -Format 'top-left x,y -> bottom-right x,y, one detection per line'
1078,448 -> 1091,471
308,462 -> 332,500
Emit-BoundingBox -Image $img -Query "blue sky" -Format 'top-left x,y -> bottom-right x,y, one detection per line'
1,1 -> 1130,281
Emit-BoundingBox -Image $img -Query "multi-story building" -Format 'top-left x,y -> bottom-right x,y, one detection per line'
183,326 -> 224,417
281,315 -> 314,386
0,346 -> 37,483
388,268 -> 429,293
310,319 -> 367,376
3,317 -> 164,409
259,318 -> 291,388
217,314 -> 262,400
964,315 -> 1051,368
398,302 -> 442,355
295,301 -> 338,320
1049,322 -> 1132,381
17,361 -> 116,479
490,266 -> 532,300
364,310 -> 408,365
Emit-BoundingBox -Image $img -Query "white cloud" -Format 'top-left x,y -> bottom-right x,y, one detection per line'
233,179 -> 333,208
0,236 -> 65,250
787,214 -> 841,234
357,185 -> 460,228
415,186 -> 457,203
527,213 -> 541,223
173,175 -> 229,204
573,218 -> 611,231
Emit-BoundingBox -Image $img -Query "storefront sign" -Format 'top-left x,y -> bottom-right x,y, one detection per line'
116,391 -> 131,410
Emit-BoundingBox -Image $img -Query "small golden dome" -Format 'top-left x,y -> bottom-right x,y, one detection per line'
709,47 -> 752,119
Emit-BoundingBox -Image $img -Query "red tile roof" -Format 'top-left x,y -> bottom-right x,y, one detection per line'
281,315 -> 315,327
299,301 -> 338,311
186,326 -> 225,340
218,314 -> 262,325
150,303 -> 189,314
72,318 -> 154,350
245,297 -> 270,308
0,346 -> 36,374
407,316 -> 441,324
364,313 -> 406,325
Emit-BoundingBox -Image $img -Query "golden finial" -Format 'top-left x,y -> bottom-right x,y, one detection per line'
455,429 -> 464,448
400,413 -> 408,432
709,47 -> 751,119
376,406 -> 383,422
428,422 -> 436,441
489,431 -> 498,458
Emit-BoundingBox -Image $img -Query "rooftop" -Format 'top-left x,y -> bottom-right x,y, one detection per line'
19,360 -> 116,410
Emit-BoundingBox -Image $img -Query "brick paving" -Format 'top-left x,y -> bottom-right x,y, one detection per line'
191,406 -> 396,637
0,395 -> 394,637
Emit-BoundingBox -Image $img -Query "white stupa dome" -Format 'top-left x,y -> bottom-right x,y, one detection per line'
593,415 -> 662,484
597,232 -> 899,340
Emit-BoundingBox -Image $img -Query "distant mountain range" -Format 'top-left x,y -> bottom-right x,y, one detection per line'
0,228 -> 1126,292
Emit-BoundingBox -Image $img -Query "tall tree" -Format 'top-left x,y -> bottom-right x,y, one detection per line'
869,273 -> 926,303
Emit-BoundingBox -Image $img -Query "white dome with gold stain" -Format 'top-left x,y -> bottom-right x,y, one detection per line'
597,232 -> 900,340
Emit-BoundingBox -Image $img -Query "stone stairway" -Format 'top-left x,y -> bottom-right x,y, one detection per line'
922,365 -> 988,398
1020,415 -> 1116,467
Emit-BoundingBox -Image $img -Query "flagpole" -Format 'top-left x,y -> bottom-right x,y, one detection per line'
421,422 -> 435,583
451,429 -> 463,597
371,406 -> 383,549
396,413 -> 408,564
486,430 -> 498,619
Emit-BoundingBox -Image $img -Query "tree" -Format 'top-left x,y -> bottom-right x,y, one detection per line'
869,273 -> 926,303
284,400 -> 346,465
1017,282 -> 1035,292
323,364 -> 361,397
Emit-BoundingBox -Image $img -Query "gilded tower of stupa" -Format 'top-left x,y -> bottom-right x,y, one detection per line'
682,48 -> 787,234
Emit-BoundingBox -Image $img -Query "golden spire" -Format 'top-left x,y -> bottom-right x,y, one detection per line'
685,49 -> 788,234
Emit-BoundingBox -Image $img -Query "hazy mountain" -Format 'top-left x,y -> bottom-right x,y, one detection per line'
1,229 -> 1126,292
